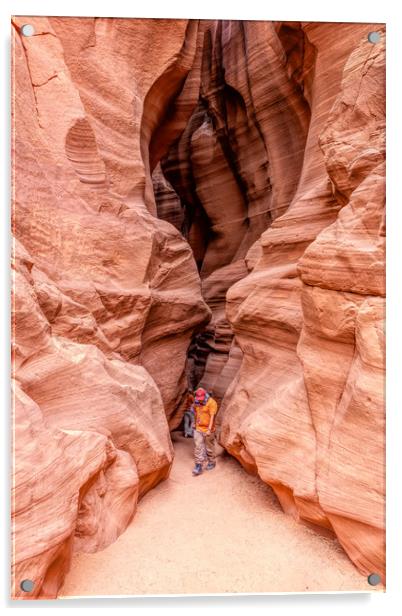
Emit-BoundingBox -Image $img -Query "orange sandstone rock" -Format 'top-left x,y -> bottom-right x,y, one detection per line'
12,16 -> 209,598
12,15 -> 385,597
220,23 -> 385,579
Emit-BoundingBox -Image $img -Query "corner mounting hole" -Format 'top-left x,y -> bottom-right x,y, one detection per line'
21,24 -> 35,37
20,579 -> 34,592
367,573 -> 381,586
368,31 -> 381,44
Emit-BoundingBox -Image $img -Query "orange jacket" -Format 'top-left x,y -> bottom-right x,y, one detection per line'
194,396 -> 218,433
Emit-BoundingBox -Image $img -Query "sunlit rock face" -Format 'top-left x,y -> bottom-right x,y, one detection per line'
155,20 -> 385,580
12,15 -> 385,599
218,23 -> 386,580
11,16 -> 210,599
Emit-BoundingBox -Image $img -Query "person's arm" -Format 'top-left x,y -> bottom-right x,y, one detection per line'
206,417 -> 214,435
206,400 -> 218,435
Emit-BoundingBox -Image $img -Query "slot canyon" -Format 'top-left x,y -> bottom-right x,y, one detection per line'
11,16 -> 385,598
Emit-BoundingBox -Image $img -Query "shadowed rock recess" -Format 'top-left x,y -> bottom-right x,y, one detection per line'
11,17 -> 385,598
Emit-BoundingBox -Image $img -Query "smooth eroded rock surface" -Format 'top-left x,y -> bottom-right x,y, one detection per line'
12,16 -> 385,597
11,16 -> 209,599
219,23 -> 385,579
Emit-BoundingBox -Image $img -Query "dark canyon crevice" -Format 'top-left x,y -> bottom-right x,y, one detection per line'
152,20 -> 313,405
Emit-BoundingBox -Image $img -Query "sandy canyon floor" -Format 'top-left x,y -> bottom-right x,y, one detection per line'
60,433 -> 377,597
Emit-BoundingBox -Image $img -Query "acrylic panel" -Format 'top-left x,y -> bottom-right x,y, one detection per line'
11,15 -> 385,599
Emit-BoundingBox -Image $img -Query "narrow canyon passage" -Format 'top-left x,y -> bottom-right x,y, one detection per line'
11,17 -> 385,599
60,434 -> 372,596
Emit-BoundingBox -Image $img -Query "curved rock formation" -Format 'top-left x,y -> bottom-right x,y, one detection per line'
11,16 -> 209,599
219,23 -> 386,579
158,20 -> 313,400
12,15 -> 385,598
155,19 -> 385,579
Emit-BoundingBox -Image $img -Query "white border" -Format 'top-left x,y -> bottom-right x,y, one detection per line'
2,0 -> 393,21
2,1 -> 401,614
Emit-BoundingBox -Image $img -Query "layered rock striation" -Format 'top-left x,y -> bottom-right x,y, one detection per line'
219,23 -> 386,579
154,20 -> 386,579
11,16 -> 210,599
157,21 -> 313,400
12,15 -> 385,598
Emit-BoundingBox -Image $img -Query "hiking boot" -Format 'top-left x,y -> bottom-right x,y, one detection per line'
192,463 -> 203,476
206,462 -> 216,471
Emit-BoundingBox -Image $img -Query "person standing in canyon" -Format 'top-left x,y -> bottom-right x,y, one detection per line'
183,389 -> 195,438
191,387 -> 218,476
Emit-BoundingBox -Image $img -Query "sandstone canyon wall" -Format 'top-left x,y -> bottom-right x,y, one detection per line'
154,21 -> 385,580
11,16 -> 210,599
12,16 -> 385,598
218,23 -> 385,579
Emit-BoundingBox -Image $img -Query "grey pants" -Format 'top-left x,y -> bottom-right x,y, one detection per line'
183,411 -> 194,437
194,430 -> 216,465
